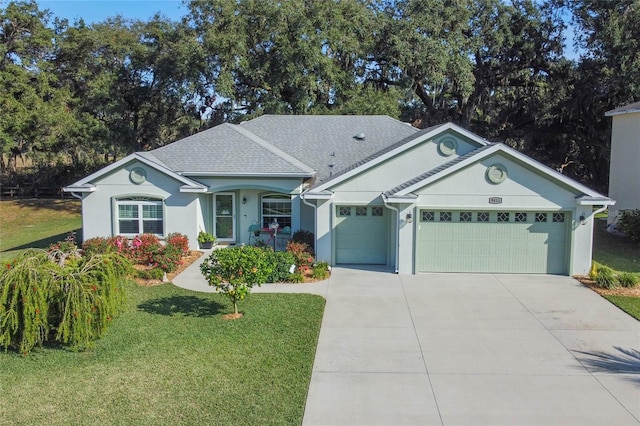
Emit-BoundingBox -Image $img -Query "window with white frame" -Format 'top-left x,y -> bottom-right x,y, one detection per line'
116,197 -> 163,236
261,194 -> 291,230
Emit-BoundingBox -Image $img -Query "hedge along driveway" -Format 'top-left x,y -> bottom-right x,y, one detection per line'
0,281 -> 325,425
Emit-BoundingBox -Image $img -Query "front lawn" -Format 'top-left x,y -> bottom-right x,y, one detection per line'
0,199 -> 81,260
593,219 -> 640,273
0,281 -> 325,425
602,295 -> 640,320
588,219 -> 640,320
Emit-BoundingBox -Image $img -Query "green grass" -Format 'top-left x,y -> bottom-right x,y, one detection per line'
0,281 -> 325,425
592,219 -> 640,273
602,295 -> 640,320
0,199 -> 82,261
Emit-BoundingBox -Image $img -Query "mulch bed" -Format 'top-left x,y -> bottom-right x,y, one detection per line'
135,250 -> 204,287
134,250 -> 329,286
574,275 -> 640,297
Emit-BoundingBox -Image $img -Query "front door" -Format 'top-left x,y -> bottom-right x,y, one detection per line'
214,193 -> 235,241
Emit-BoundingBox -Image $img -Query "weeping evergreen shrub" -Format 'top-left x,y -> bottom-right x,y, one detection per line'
50,254 -> 130,350
0,250 -> 131,353
0,250 -> 53,354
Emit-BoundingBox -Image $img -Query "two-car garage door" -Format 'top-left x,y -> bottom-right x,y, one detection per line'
415,210 -> 569,274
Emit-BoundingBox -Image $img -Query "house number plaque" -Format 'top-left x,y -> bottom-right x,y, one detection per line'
488,197 -> 502,204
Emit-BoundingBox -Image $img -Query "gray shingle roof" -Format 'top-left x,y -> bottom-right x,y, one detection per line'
241,115 -> 418,183
605,100 -> 640,116
384,143 -> 496,197
147,123 -> 314,176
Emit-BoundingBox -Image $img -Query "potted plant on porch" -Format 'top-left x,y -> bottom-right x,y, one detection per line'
198,231 -> 216,249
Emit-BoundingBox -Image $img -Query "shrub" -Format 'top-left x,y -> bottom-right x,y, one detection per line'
267,251 -> 296,283
0,250 -> 53,354
131,234 -> 163,265
311,261 -> 331,280
291,230 -> 314,255
82,237 -> 113,256
107,235 -> 132,258
135,267 -> 165,281
200,246 -> 273,316
154,244 -> 183,273
166,233 -> 190,257
617,272 -> 638,288
618,209 -> 640,243
595,266 -> 618,289
0,250 -> 130,353
286,241 -> 314,275
47,231 -> 81,266
288,271 -> 305,283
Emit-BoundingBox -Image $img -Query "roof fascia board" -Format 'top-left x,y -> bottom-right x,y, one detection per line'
576,196 -> 616,206
312,122 -> 488,192
62,184 -> 96,193
182,172 -> 312,178
605,108 -> 640,117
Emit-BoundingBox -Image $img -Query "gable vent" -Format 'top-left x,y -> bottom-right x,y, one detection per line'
354,133 -> 366,140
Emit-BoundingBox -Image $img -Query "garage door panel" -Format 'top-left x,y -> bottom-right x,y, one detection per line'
335,206 -> 388,265
416,210 -> 568,274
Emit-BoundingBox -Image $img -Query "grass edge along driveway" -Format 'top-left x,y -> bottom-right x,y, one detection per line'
0,281 -> 325,425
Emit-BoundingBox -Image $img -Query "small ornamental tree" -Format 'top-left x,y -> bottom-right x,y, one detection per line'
200,246 -> 273,317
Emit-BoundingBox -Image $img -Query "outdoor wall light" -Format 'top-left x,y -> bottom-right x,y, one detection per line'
405,213 -> 413,223
579,214 -> 586,225
242,196 -> 247,204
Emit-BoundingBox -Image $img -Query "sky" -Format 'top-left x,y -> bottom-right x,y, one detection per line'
38,0 -> 186,24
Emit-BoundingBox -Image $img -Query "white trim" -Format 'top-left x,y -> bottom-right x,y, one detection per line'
311,122 -> 489,192
181,172 -> 313,178
114,197 -> 164,237
63,184 -> 95,193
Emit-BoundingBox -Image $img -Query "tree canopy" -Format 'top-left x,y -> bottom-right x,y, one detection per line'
0,0 -> 636,192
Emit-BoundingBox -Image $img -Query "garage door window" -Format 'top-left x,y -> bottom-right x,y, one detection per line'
356,207 -> 367,216
515,212 -> 527,222
440,212 -> 452,222
372,207 -> 384,217
422,211 -> 435,222
553,212 -> 565,223
535,212 -> 547,222
460,211 -> 472,222
477,212 -> 490,222
497,212 -> 510,222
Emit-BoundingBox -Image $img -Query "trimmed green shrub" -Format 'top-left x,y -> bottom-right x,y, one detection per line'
267,251 -> 296,283
617,272 -> 638,288
595,266 -> 618,289
618,209 -> 640,243
200,246 -> 274,315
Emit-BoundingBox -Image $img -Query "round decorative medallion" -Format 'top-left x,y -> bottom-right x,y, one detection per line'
130,167 -> 147,184
438,137 -> 458,156
486,164 -> 508,184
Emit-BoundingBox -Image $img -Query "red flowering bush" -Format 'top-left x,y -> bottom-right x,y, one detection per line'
166,233 -> 190,257
82,237 -> 113,256
286,241 -> 314,275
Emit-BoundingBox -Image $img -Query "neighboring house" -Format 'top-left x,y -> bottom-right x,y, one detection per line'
605,101 -> 640,230
64,115 -> 613,275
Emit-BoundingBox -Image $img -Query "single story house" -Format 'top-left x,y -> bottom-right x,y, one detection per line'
605,101 -> 640,229
64,115 -> 613,275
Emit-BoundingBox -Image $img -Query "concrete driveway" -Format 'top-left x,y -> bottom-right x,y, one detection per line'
302,268 -> 640,426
